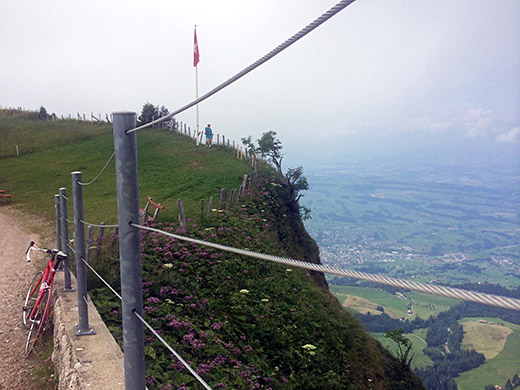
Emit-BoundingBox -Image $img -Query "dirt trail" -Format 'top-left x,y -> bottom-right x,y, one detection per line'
0,208 -> 45,389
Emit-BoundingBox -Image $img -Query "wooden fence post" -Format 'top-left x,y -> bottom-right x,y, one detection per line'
86,225 -> 95,262
201,199 -> 205,219
178,199 -> 187,231
220,189 -> 227,210
207,196 -> 213,216
111,227 -> 119,249
228,188 -> 236,209
96,222 -> 106,256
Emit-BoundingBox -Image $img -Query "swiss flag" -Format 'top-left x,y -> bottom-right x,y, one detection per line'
193,28 -> 200,67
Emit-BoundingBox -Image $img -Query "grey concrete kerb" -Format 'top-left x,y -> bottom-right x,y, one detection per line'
52,271 -> 125,390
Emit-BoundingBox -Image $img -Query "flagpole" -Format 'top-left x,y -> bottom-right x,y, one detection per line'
196,64 -> 199,145
195,25 -> 200,145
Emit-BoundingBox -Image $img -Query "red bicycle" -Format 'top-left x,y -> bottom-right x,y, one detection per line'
22,241 -> 67,357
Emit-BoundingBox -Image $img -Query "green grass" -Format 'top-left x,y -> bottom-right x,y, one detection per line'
329,284 -> 460,320
0,111 -> 111,159
455,318 -> 520,390
405,291 -> 460,319
28,323 -> 58,390
0,115 -> 254,226
371,329 -> 432,370
0,114 -> 427,390
330,285 -> 409,317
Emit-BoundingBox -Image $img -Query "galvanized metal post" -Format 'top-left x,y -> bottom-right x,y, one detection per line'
113,111 -> 145,390
55,194 -> 62,251
59,188 -> 75,292
71,172 -> 95,336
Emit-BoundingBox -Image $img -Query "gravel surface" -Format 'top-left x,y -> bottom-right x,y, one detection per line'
0,208 -> 47,389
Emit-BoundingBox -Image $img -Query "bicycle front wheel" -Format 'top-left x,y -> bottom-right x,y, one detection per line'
23,271 -> 43,328
24,288 -> 51,357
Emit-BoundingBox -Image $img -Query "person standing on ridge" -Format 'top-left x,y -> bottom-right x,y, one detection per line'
205,124 -> 213,148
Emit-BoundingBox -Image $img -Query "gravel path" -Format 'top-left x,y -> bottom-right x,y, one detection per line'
0,208 -> 45,389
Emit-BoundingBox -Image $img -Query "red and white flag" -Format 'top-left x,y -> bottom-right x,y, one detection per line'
193,28 -> 200,67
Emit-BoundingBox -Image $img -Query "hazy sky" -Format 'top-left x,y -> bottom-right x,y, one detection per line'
1,0 -> 519,168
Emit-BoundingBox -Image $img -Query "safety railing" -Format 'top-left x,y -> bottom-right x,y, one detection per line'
45,0 -> 520,389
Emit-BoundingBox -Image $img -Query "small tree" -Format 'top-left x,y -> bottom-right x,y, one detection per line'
39,106 -> 48,120
158,105 -> 169,118
138,102 -> 159,126
242,131 -> 310,217
384,329 -> 414,368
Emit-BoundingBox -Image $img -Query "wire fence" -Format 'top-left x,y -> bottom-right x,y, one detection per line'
42,0 -> 520,388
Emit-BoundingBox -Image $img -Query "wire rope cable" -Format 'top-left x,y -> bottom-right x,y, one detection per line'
77,152 -> 115,186
132,310 -> 214,390
80,220 -> 119,228
81,257 -> 123,300
126,0 -> 357,135
82,294 -> 124,371
67,243 -> 76,254
133,223 -> 520,311
81,257 -> 211,387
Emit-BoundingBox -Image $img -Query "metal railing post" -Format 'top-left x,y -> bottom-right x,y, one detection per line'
113,111 -> 145,390
71,172 -> 95,336
55,194 -> 62,251
59,188 -> 75,292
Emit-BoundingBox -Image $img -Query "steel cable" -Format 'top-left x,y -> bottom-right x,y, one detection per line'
132,311 -> 214,390
80,256 -> 212,388
133,223 -> 520,311
81,257 -> 122,300
126,0 -> 357,134
77,152 -> 115,186
80,220 -> 119,228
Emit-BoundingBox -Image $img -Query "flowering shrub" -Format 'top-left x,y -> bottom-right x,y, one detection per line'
88,178 -> 424,390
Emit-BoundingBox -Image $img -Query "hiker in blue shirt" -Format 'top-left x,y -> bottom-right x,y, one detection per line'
205,124 -> 213,148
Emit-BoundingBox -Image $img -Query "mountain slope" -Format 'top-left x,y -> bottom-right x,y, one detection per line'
0,114 -> 425,389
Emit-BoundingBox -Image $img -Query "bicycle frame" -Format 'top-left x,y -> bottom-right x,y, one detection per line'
27,257 -> 57,321
23,242 -> 65,357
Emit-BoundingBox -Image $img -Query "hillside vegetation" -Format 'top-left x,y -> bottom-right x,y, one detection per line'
0,113 -> 425,389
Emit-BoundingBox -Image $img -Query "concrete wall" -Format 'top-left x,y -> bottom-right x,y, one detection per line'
52,273 -> 125,389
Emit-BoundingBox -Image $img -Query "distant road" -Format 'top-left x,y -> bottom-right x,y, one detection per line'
407,333 -> 427,345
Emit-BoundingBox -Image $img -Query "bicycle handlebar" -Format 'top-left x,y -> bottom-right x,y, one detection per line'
25,241 -> 67,265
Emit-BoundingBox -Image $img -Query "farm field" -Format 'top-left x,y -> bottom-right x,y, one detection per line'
329,285 -> 410,317
455,318 -> 520,390
329,284 -> 460,319
332,283 -> 520,388
304,158 -> 520,288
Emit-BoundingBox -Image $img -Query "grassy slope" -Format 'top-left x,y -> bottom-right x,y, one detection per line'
0,116 -> 252,224
455,318 -> 520,390
371,330 -> 433,370
0,112 -> 110,158
0,115 -> 425,389
330,284 -> 461,319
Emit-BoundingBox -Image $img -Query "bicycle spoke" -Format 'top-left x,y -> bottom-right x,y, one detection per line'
22,271 -> 43,328
24,289 -> 50,357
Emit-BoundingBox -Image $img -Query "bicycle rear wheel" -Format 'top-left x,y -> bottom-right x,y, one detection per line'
23,271 -> 43,328
24,288 -> 51,357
